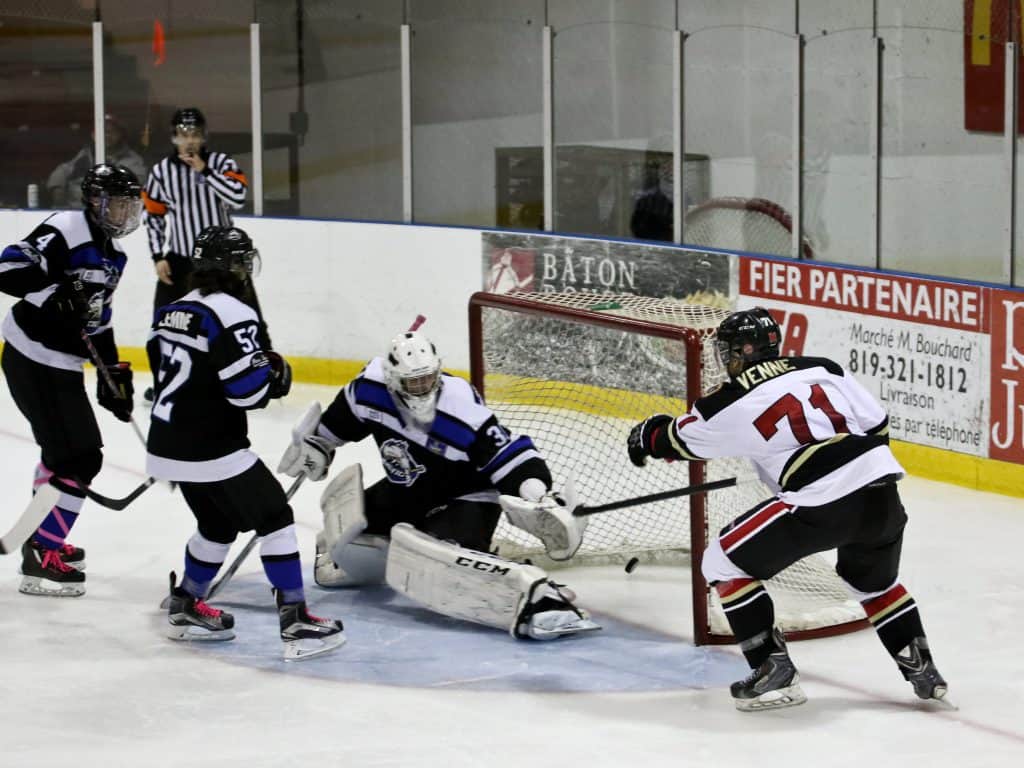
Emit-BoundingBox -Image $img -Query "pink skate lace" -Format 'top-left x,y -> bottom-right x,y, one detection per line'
41,549 -> 75,573
59,543 -> 78,558
193,600 -> 222,618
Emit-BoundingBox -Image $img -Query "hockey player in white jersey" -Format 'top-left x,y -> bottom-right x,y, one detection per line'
277,330 -> 599,640
146,226 -> 344,660
628,307 -> 948,710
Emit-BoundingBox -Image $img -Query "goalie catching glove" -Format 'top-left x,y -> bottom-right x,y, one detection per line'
277,401 -> 337,481
499,477 -> 587,561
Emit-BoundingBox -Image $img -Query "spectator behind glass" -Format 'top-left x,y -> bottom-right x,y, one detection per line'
46,115 -> 147,208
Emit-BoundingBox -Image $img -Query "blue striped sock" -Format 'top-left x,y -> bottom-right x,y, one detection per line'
182,546 -> 222,598
262,552 -> 304,605
34,506 -> 80,551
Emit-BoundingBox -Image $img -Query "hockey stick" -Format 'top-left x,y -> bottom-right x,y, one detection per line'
0,484 -> 61,555
158,474 -> 306,608
50,476 -> 157,512
79,330 -> 147,448
572,477 -> 738,517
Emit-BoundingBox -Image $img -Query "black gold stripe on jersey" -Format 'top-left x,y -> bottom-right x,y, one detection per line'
779,432 -> 890,492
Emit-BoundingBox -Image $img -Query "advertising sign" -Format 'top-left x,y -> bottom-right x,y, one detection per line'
481,232 -> 730,300
739,258 -> 990,457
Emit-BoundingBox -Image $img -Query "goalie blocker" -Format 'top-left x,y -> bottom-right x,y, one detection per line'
313,465 -> 599,640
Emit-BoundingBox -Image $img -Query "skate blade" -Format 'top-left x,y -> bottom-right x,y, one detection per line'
167,624 -> 236,642
283,632 -> 347,661
18,576 -> 85,598
734,683 -> 808,712
926,687 -> 957,711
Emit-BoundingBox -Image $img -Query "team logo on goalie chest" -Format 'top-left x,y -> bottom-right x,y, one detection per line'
381,438 -> 426,487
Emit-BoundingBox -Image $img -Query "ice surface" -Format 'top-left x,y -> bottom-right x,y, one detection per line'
1,381 -> 1021,767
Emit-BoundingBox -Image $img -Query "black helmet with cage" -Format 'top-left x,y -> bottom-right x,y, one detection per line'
170,107 -> 206,136
80,163 -> 143,239
716,307 -> 782,377
189,226 -> 261,298
170,106 -> 207,152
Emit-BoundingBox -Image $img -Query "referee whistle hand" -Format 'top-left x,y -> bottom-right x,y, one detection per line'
155,259 -> 174,285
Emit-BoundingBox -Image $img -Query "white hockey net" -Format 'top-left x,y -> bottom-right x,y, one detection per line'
470,291 -> 865,643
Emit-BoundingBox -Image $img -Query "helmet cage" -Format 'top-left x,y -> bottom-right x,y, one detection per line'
384,332 -> 442,426
89,193 -> 142,239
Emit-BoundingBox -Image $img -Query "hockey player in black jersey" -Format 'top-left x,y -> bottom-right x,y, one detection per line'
628,307 -> 948,710
146,225 -> 344,660
0,164 -> 142,597
277,330 -> 600,640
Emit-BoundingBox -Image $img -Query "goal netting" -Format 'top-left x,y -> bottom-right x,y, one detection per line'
469,290 -> 866,644
683,197 -> 814,260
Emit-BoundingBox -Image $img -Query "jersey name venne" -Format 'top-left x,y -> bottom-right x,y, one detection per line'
735,359 -> 796,391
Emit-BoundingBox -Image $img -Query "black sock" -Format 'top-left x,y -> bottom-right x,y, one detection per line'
716,578 -> 779,668
861,583 -> 926,658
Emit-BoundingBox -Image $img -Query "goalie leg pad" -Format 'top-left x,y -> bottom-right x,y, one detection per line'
320,463 -> 368,556
314,531 -> 389,587
384,523 -> 600,639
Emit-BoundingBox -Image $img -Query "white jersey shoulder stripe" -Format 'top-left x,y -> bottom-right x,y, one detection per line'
46,211 -> 93,249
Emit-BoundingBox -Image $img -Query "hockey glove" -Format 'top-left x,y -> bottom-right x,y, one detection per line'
627,413 -> 675,467
500,493 -> 587,561
45,279 -> 92,333
97,362 -> 134,422
265,351 -> 292,399
278,435 -> 336,481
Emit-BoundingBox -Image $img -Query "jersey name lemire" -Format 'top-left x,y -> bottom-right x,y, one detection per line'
735,358 -> 795,391
158,310 -> 194,333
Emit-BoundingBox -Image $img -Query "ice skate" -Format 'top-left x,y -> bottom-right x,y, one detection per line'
730,629 -> 807,711
514,580 -> 601,640
19,540 -> 86,597
896,637 -> 951,706
24,539 -> 85,571
166,572 -> 235,641
278,593 -> 346,661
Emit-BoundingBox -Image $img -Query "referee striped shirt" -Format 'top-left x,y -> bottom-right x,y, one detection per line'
142,151 -> 247,259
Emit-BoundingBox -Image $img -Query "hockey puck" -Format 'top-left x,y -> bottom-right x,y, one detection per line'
624,557 -> 639,574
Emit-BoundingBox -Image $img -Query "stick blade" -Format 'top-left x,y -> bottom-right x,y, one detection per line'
0,484 -> 60,555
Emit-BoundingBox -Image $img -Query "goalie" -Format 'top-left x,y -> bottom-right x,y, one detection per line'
277,329 -> 598,640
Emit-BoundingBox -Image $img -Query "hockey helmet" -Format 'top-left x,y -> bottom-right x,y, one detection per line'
716,307 -> 782,376
383,331 -> 442,427
81,163 -> 143,239
171,107 -> 207,149
191,226 -> 261,278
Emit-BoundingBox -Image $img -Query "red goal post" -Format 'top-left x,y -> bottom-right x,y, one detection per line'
468,290 -> 868,645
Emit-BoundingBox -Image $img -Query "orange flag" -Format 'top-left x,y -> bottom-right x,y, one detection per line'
153,20 -> 166,67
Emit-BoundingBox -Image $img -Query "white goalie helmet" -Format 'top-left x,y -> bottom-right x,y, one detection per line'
383,330 -> 442,427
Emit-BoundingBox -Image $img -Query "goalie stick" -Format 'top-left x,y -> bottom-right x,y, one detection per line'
572,477 -> 738,517
0,484 -> 61,555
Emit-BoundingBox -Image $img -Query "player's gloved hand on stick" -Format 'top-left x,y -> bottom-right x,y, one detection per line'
277,435 -> 336,481
627,413 -> 675,467
97,362 -> 134,422
265,350 -> 292,399
45,279 -> 91,332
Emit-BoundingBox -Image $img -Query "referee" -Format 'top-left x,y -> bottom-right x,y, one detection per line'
142,107 -> 248,315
